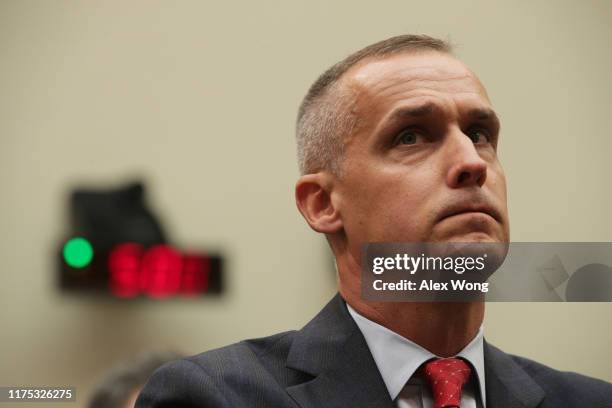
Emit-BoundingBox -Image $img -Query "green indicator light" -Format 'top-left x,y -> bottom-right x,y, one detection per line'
63,237 -> 94,268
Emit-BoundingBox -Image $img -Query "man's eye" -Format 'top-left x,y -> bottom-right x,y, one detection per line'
395,129 -> 425,145
467,128 -> 491,144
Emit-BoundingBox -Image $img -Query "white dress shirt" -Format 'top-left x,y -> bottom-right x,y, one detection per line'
347,304 -> 486,408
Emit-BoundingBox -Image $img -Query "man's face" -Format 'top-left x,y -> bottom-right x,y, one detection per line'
334,51 -> 509,251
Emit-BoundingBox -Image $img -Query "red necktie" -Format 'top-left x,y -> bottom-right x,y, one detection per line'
422,358 -> 472,408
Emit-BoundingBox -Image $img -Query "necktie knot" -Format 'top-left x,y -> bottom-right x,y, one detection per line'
423,358 -> 471,408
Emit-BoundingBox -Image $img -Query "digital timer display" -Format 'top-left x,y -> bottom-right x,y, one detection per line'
59,240 -> 222,299
58,181 -> 223,299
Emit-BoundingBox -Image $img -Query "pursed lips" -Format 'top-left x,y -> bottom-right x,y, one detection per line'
437,203 -> 501,224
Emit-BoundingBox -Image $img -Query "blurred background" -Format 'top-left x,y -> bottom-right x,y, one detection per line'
0,0 -> 611,406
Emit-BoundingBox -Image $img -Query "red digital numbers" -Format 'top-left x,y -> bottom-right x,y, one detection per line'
109,243 -> 210,298
108,243 -> 142,298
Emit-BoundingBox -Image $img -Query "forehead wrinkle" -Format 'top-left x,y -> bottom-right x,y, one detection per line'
366,85 -> 487,106
348,71 -> 485,112
351,56 -> 476,89
355,86 -> 490,130
367,77 -> 485,107
350,57 -> 489,104
366,72 -> 475,96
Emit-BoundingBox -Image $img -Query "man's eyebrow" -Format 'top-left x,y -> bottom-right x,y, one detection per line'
381,104 -> 501,129
467,107 -> 500,124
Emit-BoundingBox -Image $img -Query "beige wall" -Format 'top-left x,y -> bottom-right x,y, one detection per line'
0,1 -> 611,406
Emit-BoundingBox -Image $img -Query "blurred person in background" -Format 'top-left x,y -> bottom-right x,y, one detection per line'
89,351 -> 181,408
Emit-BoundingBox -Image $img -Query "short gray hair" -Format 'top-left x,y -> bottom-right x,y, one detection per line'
296,34 -> 452,175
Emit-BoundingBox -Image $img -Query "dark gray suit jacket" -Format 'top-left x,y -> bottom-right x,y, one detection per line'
136,294 -> 612,407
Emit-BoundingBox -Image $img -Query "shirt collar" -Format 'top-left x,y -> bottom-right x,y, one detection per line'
346,303 -> 486,407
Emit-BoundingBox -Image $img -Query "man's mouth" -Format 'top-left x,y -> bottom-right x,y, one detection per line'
437,202 -> 501,224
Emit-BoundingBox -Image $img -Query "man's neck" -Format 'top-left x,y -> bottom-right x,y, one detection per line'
343,294 -> 484,357
335,246 -> 485,357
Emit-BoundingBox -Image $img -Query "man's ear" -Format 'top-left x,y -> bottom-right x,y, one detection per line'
295,173 -> 343,234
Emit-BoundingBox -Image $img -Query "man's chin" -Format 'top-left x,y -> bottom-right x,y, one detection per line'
429,218 -> 508,244
426,231 -> 509,273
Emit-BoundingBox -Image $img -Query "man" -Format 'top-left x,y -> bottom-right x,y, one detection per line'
136,35 -> 612,407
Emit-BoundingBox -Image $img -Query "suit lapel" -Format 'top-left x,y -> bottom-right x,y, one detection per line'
484,341 -> 545,408
285,294 -> 395,408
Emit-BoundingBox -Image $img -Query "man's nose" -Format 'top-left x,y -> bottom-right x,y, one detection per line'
444,130 -> 488,188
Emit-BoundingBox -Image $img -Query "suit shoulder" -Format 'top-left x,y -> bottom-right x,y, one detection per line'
136,358 -> 228,407
137,331 -> 300,407
188,330 -> 297,373
508,353 -> 612,403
